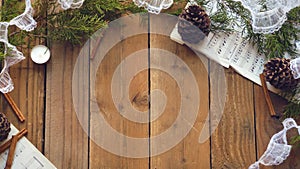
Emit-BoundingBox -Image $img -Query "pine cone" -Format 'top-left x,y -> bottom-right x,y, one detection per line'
263,58 -> 299,90
0,112 -> 10,142
178,5 -> 211,44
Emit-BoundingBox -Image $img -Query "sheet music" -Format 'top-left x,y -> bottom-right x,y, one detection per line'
0,125 -> 57,169
170,23 -> 279,93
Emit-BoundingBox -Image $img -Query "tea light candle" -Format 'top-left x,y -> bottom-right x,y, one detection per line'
30,45 -> 51,64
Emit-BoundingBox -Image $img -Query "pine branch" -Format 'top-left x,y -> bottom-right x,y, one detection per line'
33,0 -> 144,44
290,135 -> 300,146
282,85 -> 300,119
1,0 -> 146,46
283,102 -> 300,120
0,0 -> 25,22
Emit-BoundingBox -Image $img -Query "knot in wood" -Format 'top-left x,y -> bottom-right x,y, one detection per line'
132,92 -> 149,111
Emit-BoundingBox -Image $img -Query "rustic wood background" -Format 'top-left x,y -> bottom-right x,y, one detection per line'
1,3 -> 300,169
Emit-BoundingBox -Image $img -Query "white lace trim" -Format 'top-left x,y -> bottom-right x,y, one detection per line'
249,118 -> 300,169
133,0 -> 174,14
233,0 -> 300,34
9,0 -> 37,31
290,57 -> 300,79
0,0 -> 37,93
58,0 -> 85,10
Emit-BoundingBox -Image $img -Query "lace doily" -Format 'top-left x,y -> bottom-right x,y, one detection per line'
133,0 -> 174,14
0,0 -> 36,93
58,0 -> 85,10
249,118 -> 300,169
233,0 -> 300,34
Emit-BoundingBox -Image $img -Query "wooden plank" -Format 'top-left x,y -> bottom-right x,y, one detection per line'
2,43 -> 45,151
0,0 -> 45,151
254,85 -> 300,169
149,14 -> 210,169
89,14 -> 149,168
203,61 -> 227,145
211,68 -> 256,168
44,43 -> 89,169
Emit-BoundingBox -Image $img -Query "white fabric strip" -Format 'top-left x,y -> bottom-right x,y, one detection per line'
133,0 -> 174,14
58,0 -> 85,10
9,0 -> 37,31
0,0 -> 37,93
249,118 -> 300,169
290,57 -> 300,79
233,0 -> 300,34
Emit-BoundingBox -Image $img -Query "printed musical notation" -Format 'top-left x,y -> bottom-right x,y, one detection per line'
0,125 -> 57,169
170,24 -> 279,93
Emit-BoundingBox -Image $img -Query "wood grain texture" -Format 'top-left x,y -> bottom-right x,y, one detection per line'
1,2 -> 297,168
149,14 -> 210,169
211,68 -> 256,168
89,14 -> 149,168
3,44 -> 45,151
1,0 -> 45,150
205,61 -> 227,145
254,85 -> 300,169
45,43 -> 89,169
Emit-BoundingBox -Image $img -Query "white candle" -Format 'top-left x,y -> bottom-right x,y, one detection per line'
30,45 -> 51,64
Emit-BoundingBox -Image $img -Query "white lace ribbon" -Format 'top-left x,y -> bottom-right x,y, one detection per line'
249,118 -> 300,169
233,0 -> 300,34
290,57 -> 300,79
133,0 -> 174,14
0,0 -> 37,93
9,0 -> 37,31
58,0 -> 85,10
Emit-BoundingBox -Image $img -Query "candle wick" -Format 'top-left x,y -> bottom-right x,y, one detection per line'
44,48 -> 49,54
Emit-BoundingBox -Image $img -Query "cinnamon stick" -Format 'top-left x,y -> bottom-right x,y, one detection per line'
0,128 -> 27,154
259,74 -> 277,117
3,93 -> 25,122
5,135 -> 18,169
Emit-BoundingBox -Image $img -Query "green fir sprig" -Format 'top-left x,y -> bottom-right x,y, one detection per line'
281,86 -> 300,119
290,135 -> 300,146
34,0 -> 144,44
0,0 -> 144,46
0,0 -> 25,21
284,102 -> 300,119
0,0 -> 28,61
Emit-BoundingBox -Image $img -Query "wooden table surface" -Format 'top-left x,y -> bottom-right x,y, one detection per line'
2,13 -> 300,169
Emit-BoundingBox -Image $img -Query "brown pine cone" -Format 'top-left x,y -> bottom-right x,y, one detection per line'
263,58 -> 299,90
178,5 -> 211,44
0,112 -> 10,142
